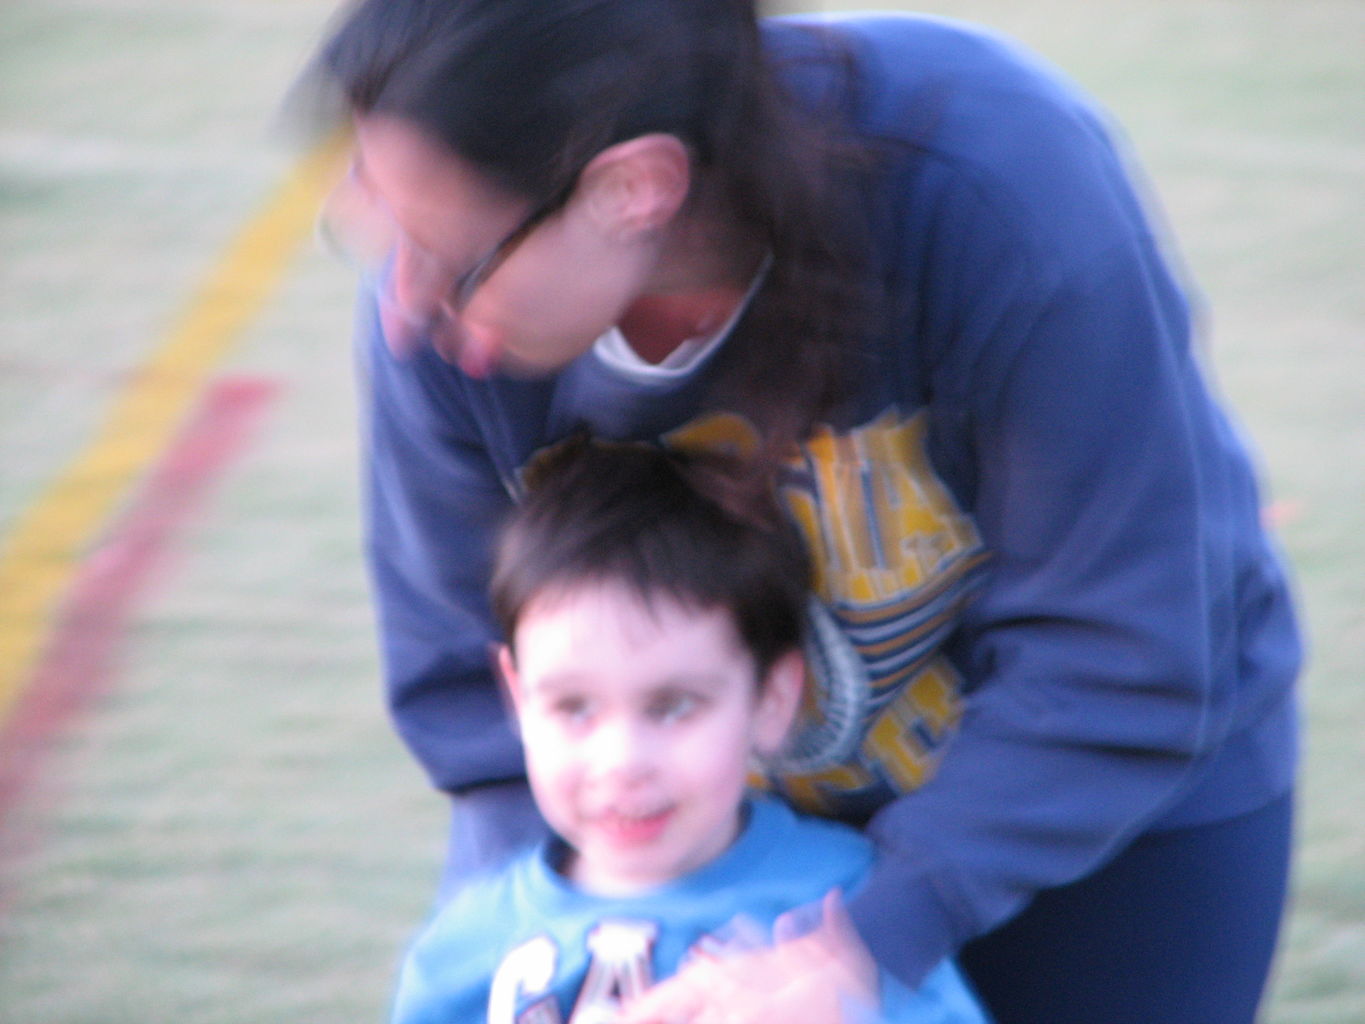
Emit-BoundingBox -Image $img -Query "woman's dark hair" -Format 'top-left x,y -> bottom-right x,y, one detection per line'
490,435 -> 810,679
317,0 -> 878,458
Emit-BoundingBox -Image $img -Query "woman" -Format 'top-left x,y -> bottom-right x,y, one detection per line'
309,2 -> 1300,1021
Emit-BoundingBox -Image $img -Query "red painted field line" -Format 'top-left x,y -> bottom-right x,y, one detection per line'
0,376 -> 278,822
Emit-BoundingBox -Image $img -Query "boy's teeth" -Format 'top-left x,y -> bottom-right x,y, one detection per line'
609,808 -> 663,821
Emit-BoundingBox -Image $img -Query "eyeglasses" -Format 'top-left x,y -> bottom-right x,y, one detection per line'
318,160 -> 571,315
445,188 -> 567,311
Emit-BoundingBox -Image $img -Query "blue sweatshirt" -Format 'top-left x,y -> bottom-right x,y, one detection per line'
356,13 -> 1300,987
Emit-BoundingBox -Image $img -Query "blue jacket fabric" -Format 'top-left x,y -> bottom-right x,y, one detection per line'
391,796 -> 986,1024
356,14 -> 1300,987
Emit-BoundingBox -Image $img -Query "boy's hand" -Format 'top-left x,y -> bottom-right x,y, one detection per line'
618,890 -> 879,1024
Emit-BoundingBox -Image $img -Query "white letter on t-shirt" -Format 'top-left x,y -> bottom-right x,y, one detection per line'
568,920 -> 658,1023
489,934 -> 559,1024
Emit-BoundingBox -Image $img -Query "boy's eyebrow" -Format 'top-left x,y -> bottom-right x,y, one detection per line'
522,672 -> 590,695
651,673 -> 729,693
525,672 -> 734,695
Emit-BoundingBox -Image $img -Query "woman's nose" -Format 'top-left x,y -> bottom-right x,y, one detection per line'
378,242 -> 460,358
389,240 -> 449,321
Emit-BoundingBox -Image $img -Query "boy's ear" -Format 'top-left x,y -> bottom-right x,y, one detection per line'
574,133 -> 691,241
753,650 -> 805,759
496,643 -> 523,712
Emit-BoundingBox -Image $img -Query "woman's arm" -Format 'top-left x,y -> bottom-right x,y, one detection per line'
356,287 -> 524,794
829,14 -> 1296,986
851,239 -> 1243,984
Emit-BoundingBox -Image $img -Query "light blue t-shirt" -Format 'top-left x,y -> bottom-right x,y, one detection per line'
392,795 -> 985,1024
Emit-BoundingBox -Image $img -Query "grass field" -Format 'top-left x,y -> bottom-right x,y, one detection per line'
1,1 -> 1361,1021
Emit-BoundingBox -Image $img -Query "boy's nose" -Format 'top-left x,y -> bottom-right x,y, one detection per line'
588,719 -> 655,782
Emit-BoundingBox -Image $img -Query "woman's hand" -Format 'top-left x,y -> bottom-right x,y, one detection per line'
619,890 -> 879,1024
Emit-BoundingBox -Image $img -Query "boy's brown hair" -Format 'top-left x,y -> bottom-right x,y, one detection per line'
491,435 -> 810,678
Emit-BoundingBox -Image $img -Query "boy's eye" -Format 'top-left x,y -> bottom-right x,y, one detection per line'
550,696 -> 593,724
647,691 -> 701,724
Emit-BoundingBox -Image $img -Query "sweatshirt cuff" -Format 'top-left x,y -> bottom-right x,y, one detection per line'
439,779 -> 548,899
846,847 -> 968,988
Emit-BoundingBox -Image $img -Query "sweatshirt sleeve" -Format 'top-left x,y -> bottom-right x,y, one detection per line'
844,153 -> 1291,978
355,289 -> 524,794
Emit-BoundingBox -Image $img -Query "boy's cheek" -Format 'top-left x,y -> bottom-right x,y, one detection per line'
521,727 -> 576,777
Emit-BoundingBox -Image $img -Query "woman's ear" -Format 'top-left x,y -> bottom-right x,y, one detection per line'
574,133 -> 691,241
752,649 -> 806,759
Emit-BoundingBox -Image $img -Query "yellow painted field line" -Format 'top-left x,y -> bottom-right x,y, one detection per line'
0,137 -> 346,725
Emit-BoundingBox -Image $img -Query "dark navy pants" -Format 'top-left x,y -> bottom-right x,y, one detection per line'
958,792 -> 1294,1024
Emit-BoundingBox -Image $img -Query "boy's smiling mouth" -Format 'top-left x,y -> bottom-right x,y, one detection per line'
592,806 -> 674,846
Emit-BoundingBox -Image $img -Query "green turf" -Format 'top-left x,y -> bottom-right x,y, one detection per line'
1,1 -> 1361,1021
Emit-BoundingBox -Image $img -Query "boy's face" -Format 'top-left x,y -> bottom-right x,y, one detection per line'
501,580 -> 801,896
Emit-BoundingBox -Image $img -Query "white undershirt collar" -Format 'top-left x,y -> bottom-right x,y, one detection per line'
591,254 -> 771,384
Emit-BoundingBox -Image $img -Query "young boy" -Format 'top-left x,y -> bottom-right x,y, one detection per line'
390,438 -> 985,1024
